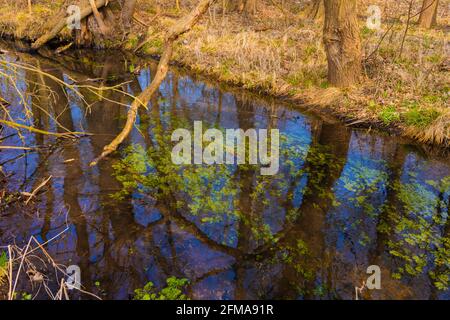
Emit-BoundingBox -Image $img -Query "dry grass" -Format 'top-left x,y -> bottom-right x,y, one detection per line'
0,221 -> 101,300
0,0 -> 449,146
127,0 -> 450,146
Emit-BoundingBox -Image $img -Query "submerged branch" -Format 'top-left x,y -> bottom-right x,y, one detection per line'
90,0 -> 217,166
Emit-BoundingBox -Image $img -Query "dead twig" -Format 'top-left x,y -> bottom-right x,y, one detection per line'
23,175 -> 52,205
4,212 -> 101,300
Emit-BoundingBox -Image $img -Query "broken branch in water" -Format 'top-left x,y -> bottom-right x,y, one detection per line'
90,0 -> 217,166
23,175 -> 52,205
0,120 -> 87,138
54,42 -> 73,55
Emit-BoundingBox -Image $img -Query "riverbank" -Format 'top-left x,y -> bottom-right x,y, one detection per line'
0,0 -> 448,146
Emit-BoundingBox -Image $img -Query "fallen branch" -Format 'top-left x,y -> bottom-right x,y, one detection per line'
0,95 -> 9,107
0,146 -> 35,150
88,0 -> 109,35
0,119 -> 87,138
90,0 -> 217,166
55,42 -> 73,55
24,175 -> 52,205
133,13 -> 149,27
31,0 -> 109,50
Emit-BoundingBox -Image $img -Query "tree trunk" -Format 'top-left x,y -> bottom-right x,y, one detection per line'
323,0 -> 362,87
418,0 -> 439,28
306,0 -> 324,20
122,0 -> 137,29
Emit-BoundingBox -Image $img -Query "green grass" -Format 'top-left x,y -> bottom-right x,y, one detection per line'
143,38 -> 164,55
0,251 -> 8,285
379,105 -> 400,125
404,107 -> 440,128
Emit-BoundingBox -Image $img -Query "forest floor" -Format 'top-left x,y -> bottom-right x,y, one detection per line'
0,0 -> 449,147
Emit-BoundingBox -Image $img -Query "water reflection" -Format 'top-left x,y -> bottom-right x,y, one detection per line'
0,43 -> 449,300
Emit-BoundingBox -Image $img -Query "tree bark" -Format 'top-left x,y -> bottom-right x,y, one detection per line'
418,0 -> 439,29
122,0 -> 137,29
323,0 -> 362,87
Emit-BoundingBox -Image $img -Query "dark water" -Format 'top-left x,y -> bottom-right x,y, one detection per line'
0,43 -> 449,300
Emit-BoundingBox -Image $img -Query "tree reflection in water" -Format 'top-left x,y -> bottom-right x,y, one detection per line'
0,44 -> 449,299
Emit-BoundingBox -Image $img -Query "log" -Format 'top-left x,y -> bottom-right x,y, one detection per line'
31,0 -> 108,50
90,0 -> 216,166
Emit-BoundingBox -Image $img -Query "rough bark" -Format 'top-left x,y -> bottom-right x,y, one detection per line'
418,0 -> 439,28
90,0 -> 217,166
323,0 -> 362,87
122,0 -> 137,29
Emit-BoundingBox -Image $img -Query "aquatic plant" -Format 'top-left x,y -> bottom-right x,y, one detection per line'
133,277 -> 189,300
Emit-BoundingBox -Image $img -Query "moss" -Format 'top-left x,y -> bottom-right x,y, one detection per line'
361,26 -> 376,38
143,37 -> 164,55
286,69 -> 324,89
125,35 -> 140,50
0,251 -> 7,287
368,99 -> 381,112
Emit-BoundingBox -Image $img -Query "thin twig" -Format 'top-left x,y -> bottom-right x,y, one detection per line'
24,175 -> 52,205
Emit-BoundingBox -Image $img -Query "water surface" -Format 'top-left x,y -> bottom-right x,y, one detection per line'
0,43 -> 449,299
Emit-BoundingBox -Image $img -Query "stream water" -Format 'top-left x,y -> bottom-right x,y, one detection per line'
0,42 -> 449,300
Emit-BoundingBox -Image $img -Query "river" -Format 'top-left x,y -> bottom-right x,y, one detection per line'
0,41 -> 449,299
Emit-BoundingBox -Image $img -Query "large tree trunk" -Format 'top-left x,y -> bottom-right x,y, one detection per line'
418,0 -> 439,29
323,0 -> 362,87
